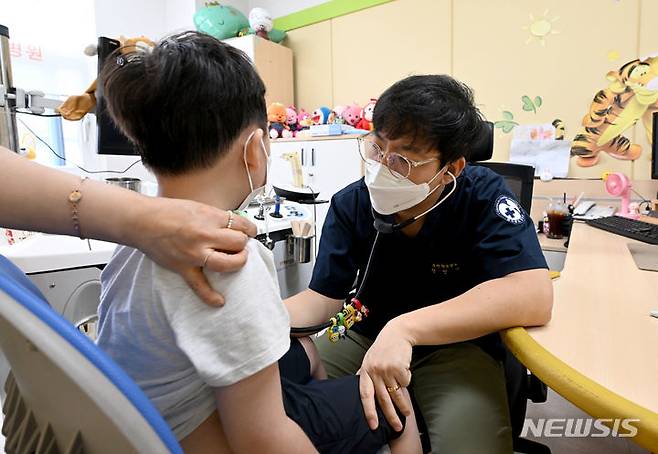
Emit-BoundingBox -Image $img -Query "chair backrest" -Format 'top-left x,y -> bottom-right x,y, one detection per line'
468,121 -> 494,162
473,162 -> 535,213
0,255 -> 182,454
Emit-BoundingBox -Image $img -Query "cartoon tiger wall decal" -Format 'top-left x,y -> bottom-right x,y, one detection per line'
571,55 -> 658,167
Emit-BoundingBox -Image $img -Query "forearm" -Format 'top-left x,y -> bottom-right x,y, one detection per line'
0,146 -> 143,245
395,269 -> 553,347
284,288 -> 343,328
243,417 -> 317,454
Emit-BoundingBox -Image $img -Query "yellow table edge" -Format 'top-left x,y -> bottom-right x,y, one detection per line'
501,326 -> 658,451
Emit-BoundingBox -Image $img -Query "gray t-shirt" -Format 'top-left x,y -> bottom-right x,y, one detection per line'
97,239 -> 291,440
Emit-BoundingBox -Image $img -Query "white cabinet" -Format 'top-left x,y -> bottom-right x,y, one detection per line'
269,136 -> 363,242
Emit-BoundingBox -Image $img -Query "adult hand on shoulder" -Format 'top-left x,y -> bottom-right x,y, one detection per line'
359,319 -> 414,432
132,197 -> 257,306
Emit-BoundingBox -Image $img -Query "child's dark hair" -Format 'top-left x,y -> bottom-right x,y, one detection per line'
100,31 -> 267,175
373,75 -> 484,165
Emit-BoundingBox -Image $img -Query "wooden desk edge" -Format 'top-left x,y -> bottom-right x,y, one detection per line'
501,326 -> 658,451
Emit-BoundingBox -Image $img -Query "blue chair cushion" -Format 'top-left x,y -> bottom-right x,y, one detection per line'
0,255 -> 182,453
0,255 -> 47,303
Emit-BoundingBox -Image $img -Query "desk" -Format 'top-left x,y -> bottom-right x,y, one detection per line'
502,223 -> 658,451
537,232 -> 568,253
0,234 -> 115,274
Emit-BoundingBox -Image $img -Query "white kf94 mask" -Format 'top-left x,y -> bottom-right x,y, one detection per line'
364,159 -> 455,215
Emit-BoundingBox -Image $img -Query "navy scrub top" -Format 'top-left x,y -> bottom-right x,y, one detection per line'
309,164 -> 548,359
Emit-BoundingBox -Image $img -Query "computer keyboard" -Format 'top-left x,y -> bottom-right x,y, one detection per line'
586,216 -> 658,245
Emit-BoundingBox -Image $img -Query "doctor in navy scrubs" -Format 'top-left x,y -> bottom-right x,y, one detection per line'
285,75 -> 553,453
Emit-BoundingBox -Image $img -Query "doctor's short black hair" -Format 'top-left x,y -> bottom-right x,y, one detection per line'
373,75 -> 484,166
100,31 -> 267,175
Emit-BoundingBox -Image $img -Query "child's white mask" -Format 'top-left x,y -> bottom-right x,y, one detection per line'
237,130 -> 271,211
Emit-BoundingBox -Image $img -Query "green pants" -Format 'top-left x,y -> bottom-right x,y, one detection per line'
314,331 -> 513,453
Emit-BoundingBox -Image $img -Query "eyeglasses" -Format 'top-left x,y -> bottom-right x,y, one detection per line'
358,135 -> 439,180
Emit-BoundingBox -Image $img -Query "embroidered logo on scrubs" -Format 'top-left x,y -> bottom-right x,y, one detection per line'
431,263 -> 461,276
494,195 -> 525,225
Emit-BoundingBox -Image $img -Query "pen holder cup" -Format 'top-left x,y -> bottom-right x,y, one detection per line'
292,235 -> 314,264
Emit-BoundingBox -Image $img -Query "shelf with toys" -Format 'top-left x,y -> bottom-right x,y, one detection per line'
272,134 -> 363,143
266,99 -> 377,141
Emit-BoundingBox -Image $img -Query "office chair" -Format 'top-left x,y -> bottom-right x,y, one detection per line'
469,138 -> 551,454
0,255 -> 182,454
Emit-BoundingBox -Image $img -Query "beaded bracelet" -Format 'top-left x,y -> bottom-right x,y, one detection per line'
69,177 -> 88,239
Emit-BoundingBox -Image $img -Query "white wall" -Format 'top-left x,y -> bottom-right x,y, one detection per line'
95,0 -> 166,40
248,0 -> 328,19
165,0 -> 197,33
194,0 -> 328,19
195,0 -> 250,16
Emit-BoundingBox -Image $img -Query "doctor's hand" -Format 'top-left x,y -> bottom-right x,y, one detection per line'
132,197 -> 257,306
359,319 -> 414,432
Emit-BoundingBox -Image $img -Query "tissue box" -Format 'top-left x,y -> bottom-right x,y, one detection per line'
310,124 -> 342,136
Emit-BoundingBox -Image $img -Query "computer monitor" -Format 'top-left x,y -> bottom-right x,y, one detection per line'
652,111 -> 658,179
96,37 -> 138,156
473,162 -> 535,212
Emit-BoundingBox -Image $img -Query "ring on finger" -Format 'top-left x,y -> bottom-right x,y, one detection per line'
386,384 -> 401,394
226,211 -> 234,230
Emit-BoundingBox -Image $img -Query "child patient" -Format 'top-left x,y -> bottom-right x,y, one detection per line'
96,31 -> 421,453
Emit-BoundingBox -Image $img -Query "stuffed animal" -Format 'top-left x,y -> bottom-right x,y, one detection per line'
268,102 -> 292,139
332,105 -> 347,124
249,7 -> 273,40
342,104 -> 362,127
298,109 -> 313,128
571,55 -> 658,167
312,107 -> 334,125
356,98 -> 376,131
57,35 -> 156,121
294,110 -> 313,137
286,106 -> 301,136
121,35 -> 156,53
194,2 -> 249,40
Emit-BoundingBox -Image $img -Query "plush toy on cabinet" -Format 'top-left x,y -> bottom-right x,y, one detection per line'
342,104 -> 363,127
194,3 -> 249,41
356,98 -> 376,131
248,7 -> 273,40
298,109 -> 313,128
312,107 -> 334,125
332,105 -> 347,124
268,102 -> 293,139
286,106 -> 302,136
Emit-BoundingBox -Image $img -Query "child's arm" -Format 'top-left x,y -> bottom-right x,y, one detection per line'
215,363 -> 317,453
389,388 -> 422,454
284,288 -> 343,330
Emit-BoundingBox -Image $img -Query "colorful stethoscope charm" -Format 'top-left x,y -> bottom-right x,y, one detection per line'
326,297 -> 370,343
351,297 -> 369,317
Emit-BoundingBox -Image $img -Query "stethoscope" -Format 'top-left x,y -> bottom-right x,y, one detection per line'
289,171 -> 457,336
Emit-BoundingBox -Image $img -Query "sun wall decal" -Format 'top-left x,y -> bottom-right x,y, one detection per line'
523,10 -> 560,46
